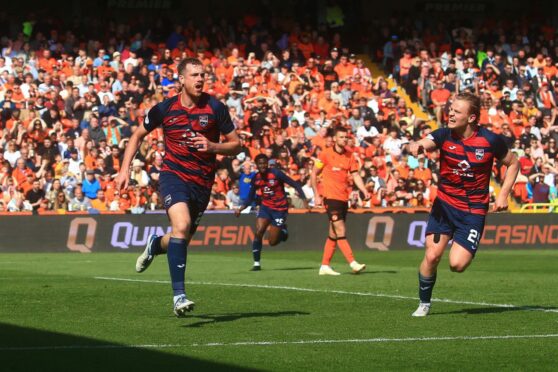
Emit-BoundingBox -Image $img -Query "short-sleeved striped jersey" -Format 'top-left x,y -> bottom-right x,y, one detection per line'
244,168 -> 306,211
428,126 -> 508,215
143,93 -> 235,189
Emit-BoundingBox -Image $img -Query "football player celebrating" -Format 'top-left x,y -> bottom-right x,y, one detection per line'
235,154 -> 308,270
409,92 -> 519,316
116,58 -> 241,317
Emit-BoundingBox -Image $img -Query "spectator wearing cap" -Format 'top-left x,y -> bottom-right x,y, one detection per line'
356,117 -> 379,148
130,159 -> 149,187
97,55 -> 114,80
67,148 -> 82,176
82,170 -> 101,199
329,47 -> 340,67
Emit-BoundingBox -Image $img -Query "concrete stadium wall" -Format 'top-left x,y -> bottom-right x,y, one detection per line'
0,212 -> 557,253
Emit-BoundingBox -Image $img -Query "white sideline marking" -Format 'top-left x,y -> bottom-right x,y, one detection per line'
2,334 -> 558,351
94,276 -> 558,313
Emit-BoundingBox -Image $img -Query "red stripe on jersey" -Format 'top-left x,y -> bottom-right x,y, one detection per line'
439,183 -> 468,197
470,208 -> 486,214
437,190 -> 470,210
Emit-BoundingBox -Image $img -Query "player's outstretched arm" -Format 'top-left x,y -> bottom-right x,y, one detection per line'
493,151 -> 520,212
409,137 -> 436,157
114,124 -> 149,191
276,169 -> 307,202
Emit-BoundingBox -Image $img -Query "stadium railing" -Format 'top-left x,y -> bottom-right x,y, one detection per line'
514,203 -> 557,213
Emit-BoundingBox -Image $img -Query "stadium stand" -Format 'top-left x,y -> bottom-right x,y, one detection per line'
0,10 -> 556,214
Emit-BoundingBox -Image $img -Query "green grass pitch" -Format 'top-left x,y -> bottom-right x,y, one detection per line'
1,250 -> 557,371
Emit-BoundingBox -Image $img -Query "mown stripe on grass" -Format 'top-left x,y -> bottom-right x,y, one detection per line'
94,276 -> 558,313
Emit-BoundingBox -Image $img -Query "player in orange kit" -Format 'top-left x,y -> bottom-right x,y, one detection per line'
311,126 -> 369,275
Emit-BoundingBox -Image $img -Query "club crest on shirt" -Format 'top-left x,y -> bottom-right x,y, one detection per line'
475,148 -> 485,160
199,115 -> 209,128
268,179 -> 276,186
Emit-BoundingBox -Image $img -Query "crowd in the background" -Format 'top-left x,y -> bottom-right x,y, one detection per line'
385,17 -> 558,205
1,14 -> 556,213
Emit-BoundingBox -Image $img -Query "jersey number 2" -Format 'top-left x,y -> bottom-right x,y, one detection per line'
467,229 -> 479,245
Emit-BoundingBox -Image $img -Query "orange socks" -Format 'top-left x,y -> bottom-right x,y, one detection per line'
321,238 -> 337,265
337,238 -> 355,263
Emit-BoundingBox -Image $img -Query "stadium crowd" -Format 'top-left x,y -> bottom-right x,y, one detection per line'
0,14 -> 556,213
384,17 -> 558,205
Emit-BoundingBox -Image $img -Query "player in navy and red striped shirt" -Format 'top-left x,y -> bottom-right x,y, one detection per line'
115,58 -> 240,317
408,92 -> 519,317
235,154 -> 307,270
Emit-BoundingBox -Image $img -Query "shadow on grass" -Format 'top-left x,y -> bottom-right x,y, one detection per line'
272,267 -> 316,271
185,311 -> 310,328
0,323 -> 254,372
433,305 -> 558,315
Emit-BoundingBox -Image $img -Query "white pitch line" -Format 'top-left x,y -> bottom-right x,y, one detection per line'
94,276 -> 558,313
2,334 -> 558,351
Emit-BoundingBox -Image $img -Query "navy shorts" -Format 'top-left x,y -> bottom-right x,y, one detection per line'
159,172 -> 210,234
426,199 -> 486,255
257,205 -> 288,228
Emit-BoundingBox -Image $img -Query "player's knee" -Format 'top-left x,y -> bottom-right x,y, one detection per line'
269,238 -> 280,246
255,228 -> 266,240
449,261 -> 467,273
172,221 -> 191,238
424,251 -> 442,267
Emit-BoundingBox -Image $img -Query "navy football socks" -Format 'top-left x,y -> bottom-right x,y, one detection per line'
167,237 -> 188,297
151,236 -> 163,255
418,272 -> 437,303
252,239 -> 263,264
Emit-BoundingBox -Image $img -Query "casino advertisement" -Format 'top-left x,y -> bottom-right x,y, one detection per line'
1,213 -> 556,253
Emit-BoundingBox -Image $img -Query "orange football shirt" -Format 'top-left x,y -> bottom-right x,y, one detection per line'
318,147 -> 358,202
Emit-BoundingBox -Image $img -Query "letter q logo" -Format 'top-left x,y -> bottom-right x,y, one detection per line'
67,217 -> 97,253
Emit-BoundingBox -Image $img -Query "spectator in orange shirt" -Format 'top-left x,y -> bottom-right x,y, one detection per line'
399,50 -> 413,83
430,80 -> 451,125
414,157 -> 433,185
91,189 -> 108,211
334,54 -> 355,81
508,101 -> 527,138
